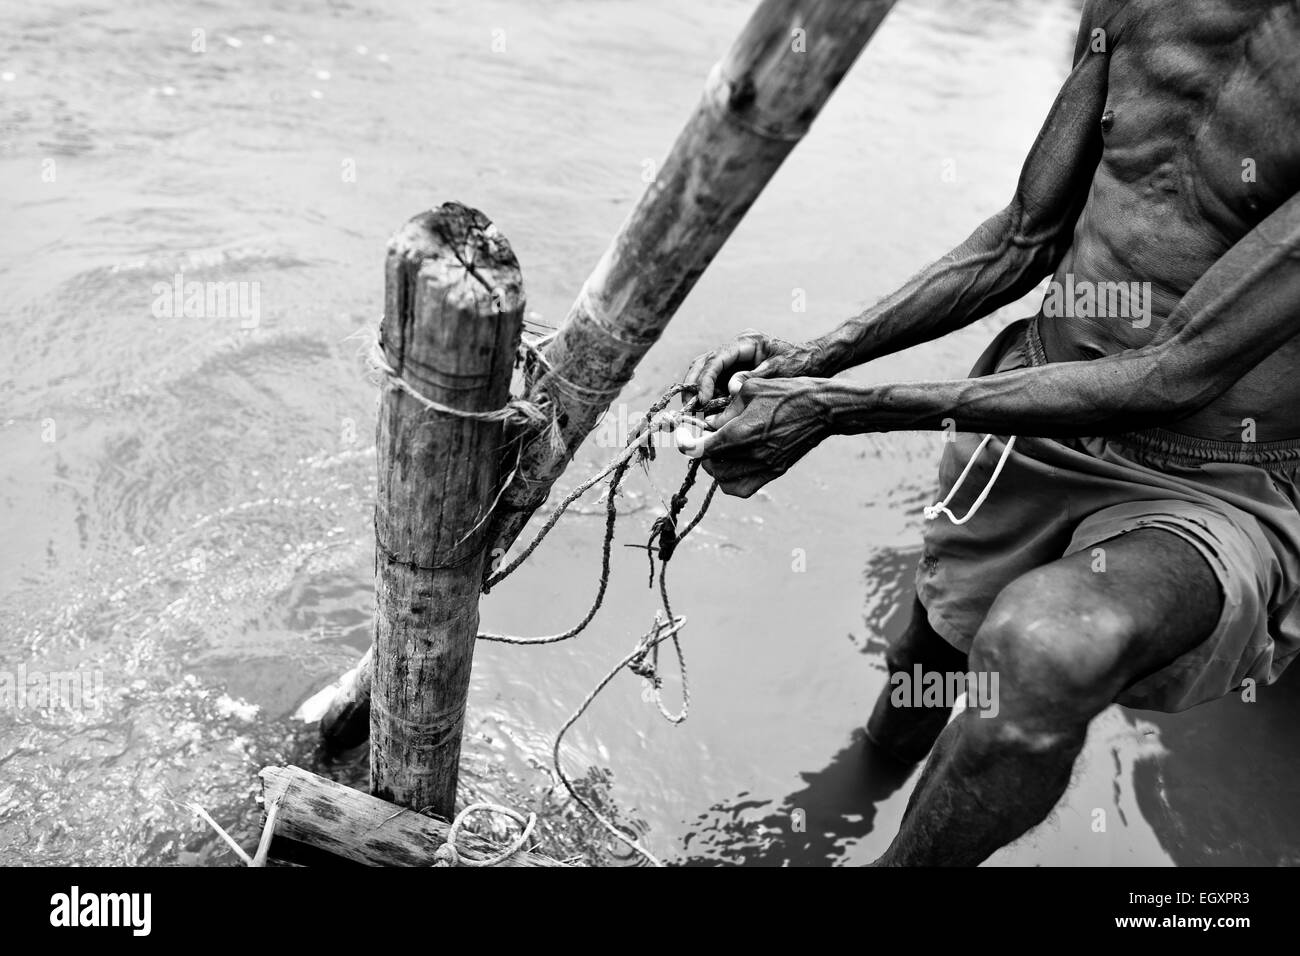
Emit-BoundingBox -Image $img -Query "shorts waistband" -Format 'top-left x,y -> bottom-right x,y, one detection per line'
1024,317 -> 1300,465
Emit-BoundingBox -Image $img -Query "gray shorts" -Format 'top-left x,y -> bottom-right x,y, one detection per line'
916,318 -> 1300,712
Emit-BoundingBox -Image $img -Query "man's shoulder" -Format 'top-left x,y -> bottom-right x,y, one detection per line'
1072,0 -> 1132,64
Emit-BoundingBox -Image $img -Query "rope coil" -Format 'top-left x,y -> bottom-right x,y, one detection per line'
433,803 -> 538,867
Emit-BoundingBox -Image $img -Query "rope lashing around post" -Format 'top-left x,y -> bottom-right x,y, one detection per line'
923,434 -> 1018,526
367,337 -> 554,431
366,330 -> 728,866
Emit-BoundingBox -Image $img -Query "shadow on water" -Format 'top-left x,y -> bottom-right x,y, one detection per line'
679,546 -> 924,866
1129,666 -> 1300,866
679,731 -> 915,867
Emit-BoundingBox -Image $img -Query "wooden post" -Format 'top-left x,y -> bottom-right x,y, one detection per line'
369,202 -> 524,816
316,0 -> 896,747
298,645 -> 371,751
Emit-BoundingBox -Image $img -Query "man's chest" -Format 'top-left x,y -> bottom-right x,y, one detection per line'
1099,1 -> 1300,238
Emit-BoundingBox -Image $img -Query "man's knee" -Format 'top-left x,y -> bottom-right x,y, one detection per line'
970,568 -> 1141,727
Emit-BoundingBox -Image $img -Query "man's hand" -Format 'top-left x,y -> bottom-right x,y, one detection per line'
676,376 -> 833,498
682,330 -> 829,408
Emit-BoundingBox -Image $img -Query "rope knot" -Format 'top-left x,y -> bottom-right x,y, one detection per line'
502,399 -> 552,431
433,843 -> 460,867
628,649 -> 659,683
648,514 -> 678,562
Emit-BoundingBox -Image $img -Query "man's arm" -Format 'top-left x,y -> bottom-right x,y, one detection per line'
807,8 -> 1112,374
824,188 -> 1300,438
683,5 -> 1113,405
682,190 -> 1300,496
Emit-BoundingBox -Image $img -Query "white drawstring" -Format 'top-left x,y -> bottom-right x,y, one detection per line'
923,434 -> 1018,525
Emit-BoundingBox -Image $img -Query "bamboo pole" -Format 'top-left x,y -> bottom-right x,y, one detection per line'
299,645 -> 371,751
316,0 -> 896,748
259,766 -> 566,866
368,202 -> 524,817
484,0 -> 897,561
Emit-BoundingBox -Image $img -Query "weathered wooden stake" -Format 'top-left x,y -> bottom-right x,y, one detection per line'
369,202 -> 523,816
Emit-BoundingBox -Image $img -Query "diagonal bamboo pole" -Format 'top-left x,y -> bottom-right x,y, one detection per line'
315,0 -> 897,749
483,0 -> 897,564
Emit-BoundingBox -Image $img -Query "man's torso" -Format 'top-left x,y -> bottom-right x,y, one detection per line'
1037,0 -> 1300,441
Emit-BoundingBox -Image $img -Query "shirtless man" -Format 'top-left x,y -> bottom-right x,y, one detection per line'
677,0 -> 1300,865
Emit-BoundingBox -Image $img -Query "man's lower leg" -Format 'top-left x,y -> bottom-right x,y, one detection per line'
873,707 -> 1085,865
866,598 -> 967,764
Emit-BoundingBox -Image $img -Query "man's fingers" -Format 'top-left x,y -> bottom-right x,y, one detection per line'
698,343 -> 757,404
689,339 -> 762,405
682,353 -> 709,396
702,373 -> 752,429
706,388 -> 748,430
676,424 -> 719,459
694,366 -> 721,409
677,409 -> 747,458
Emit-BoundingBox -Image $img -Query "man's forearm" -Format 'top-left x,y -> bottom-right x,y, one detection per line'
811,207 -> 1059,375
819,189 -> 1300,441
820,347 -> 1188,438
808,42 -> 1108,376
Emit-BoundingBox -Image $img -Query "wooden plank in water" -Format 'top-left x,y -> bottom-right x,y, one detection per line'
259,765 -> 568,867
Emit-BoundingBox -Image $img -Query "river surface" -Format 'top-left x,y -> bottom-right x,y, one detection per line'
3,0 -> 1297,866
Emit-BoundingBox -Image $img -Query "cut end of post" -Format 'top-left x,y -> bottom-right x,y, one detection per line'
382,202 -> 525,382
